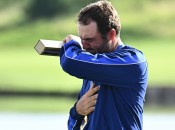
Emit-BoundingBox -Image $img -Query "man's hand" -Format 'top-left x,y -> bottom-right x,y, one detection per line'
76,83 -> 100,116
63,35 -> 81,44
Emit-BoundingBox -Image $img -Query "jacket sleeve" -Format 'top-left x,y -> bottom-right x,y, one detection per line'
67,80 -> 88,130
60,40 -> 148,88
68,102 -> 84,130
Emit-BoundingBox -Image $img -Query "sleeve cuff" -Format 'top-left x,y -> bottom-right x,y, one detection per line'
59,40 -> 82,59
64,40 -> 82,50
70,102 -> 84,120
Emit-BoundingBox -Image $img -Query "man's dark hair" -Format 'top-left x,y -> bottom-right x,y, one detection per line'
77,0 -> 121,38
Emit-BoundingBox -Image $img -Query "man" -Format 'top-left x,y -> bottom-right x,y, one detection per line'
60,1 -> 148,130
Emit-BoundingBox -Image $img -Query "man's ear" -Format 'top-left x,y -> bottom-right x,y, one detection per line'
108,29 -> 116,41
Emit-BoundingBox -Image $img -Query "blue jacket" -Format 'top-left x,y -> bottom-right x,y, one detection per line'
60,40 -> 148,130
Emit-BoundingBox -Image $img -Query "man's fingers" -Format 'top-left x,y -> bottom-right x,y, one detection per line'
76,83 -> 99,115
87,107 -> 95,114
88,83 -> 95,91
92,83 -> 95,87
88,94 -> 98,103
86,85 -> 100,97
63,35 -> 73,43
63,35 -> 81,44
89,100 -> 97,107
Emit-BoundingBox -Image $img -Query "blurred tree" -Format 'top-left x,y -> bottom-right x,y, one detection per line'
25,0 -> 68,20
25,0 -> 98,20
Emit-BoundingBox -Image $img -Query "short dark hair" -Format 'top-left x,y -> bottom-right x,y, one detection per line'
77,0 -> 121,38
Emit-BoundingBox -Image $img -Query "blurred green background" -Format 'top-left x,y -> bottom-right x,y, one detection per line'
0,0 -> 175,113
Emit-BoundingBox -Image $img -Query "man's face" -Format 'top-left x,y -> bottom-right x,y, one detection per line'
78,21 -> 109,54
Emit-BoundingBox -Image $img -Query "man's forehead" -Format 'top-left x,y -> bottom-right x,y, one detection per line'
78,21 -> 98,39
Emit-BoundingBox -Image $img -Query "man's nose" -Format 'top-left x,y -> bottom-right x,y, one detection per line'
81,40 -> 90,49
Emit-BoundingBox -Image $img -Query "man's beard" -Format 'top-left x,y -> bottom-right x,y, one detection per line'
94,39 -> 110,54
84,37 -> 110,54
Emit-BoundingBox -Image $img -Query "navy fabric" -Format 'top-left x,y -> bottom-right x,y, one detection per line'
60,40 -> 148,130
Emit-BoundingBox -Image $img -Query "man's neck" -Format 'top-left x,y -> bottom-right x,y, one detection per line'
112,37 -> 122,51
116,37 -> 122,44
